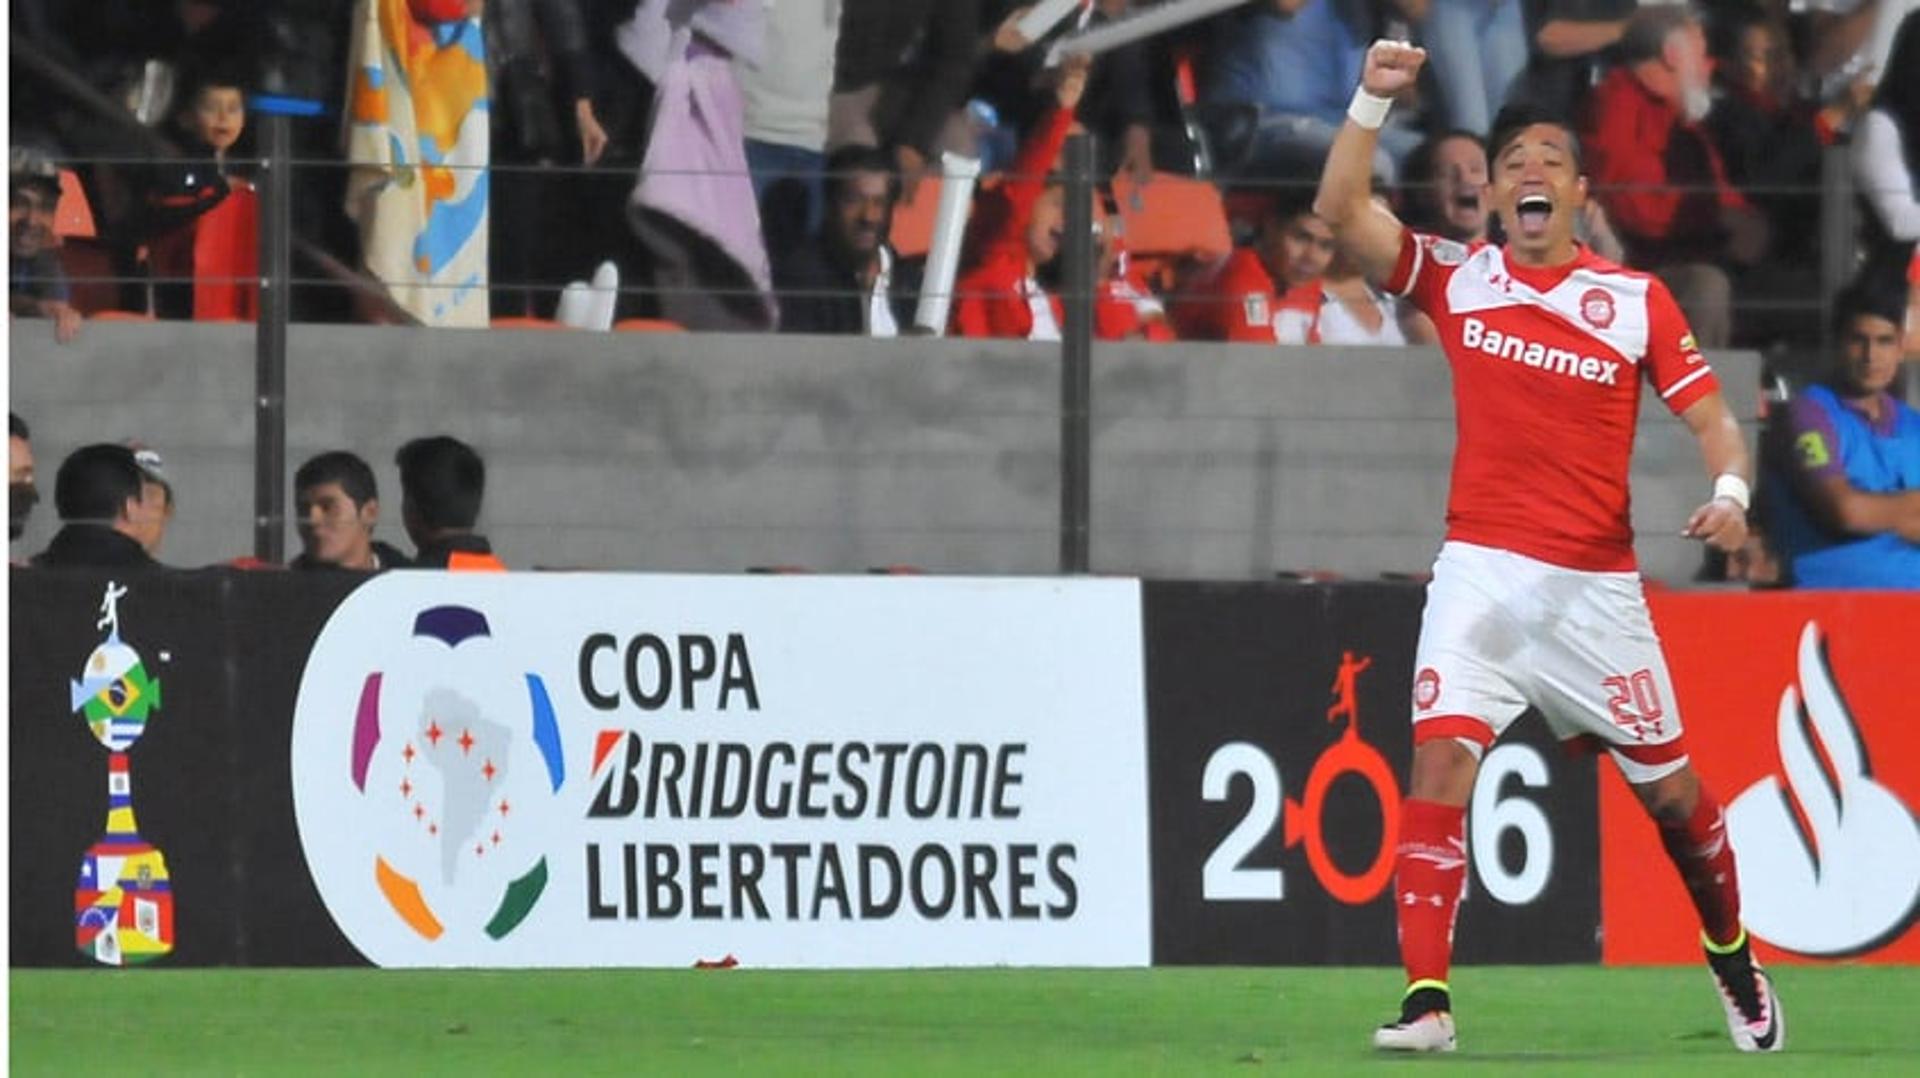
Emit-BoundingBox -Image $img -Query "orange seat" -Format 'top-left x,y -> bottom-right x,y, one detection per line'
1109,170 -> 1232,262
612,318 -> 687,333
490,316 -> 569,330
888,175 -> 942,259
55,169 -> 96,240
87,309 -> 156,322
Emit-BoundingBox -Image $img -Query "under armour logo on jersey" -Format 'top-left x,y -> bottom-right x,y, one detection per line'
1487,274 -> 1512,293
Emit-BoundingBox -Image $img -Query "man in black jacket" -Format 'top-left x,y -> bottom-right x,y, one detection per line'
397,436 -> 504,570
290,450 -> 412,571
774,145 -> 919,335
31,444 -> 163,569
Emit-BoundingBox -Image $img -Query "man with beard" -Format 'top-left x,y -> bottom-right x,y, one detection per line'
1579,5 -> 1768,347
10,413 -> 40,552
773,145 -> 919,336
8,150 -> 81,343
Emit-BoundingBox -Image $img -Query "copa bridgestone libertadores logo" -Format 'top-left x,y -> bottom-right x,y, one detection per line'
294,599 -> 567,959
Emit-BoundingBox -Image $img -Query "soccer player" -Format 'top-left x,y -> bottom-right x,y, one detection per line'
1313,41 -> 1783,1054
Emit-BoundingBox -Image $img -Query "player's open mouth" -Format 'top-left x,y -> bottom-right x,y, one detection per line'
1515,194 -> 1552,237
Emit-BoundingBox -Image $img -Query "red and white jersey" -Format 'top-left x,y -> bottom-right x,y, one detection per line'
1386,231 -> 1719,571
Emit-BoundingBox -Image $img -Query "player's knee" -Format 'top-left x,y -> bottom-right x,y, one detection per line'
1408,739 -> 1478,805
1634,766 -> 1700,825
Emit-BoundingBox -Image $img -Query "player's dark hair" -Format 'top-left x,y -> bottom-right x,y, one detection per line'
53,443 -> 145,522
9,412 -> 28,441
823,144 -> 900,208
296,450 -> 378,508
1487,103 -> 1584,172
396,435 -> 484,531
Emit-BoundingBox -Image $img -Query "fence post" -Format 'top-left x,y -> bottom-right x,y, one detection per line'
1060,133 -> 1095,574
253,112 -> 293,563
1818,142 -> 1856,353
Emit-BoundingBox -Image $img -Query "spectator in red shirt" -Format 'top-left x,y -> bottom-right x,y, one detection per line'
1167,195 -> 1336,344
141,67 -> 257,321
950,57 -> 1166,342
1580,4 -> 1769,347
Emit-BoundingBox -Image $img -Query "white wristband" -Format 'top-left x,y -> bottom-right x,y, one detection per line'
1347,88 -> 1393,131
1712,473 -> 1750,512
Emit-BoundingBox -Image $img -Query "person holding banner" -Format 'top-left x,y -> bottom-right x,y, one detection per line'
1314,40 -> 1784,1055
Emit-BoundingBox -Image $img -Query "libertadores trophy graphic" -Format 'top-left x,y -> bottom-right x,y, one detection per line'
68,581 -> 174,965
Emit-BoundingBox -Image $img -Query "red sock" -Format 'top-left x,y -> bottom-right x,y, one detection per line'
1658,788 -> 1743,948
1395,798 -> 1468,990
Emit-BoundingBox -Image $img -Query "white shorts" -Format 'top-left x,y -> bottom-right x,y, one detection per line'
1410,541 -> 1691,784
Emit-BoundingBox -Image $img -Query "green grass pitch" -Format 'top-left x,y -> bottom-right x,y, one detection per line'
10,965 -> 1914,1074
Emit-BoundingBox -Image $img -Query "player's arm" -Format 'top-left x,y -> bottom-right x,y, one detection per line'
1779,398 -> 1920,542
1678,391 -> 1751,553
1312,40 -> 1424,286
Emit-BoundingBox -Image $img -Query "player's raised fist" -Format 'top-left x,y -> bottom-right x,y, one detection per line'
1362,39 -> 1427,98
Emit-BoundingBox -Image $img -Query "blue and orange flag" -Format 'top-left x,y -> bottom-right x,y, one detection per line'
345,0 -> 490,327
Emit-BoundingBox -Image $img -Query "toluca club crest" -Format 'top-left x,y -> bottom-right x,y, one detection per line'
1579,288 -> 1616,329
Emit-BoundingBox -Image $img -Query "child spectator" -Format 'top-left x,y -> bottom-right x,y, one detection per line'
141,67 -> 258,321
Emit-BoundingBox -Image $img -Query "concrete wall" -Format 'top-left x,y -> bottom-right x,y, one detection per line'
8,321 -> 1760,582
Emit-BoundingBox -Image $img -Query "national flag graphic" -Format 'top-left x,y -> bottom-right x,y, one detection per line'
67,583 -> 176,966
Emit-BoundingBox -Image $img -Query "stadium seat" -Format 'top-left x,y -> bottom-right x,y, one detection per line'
55,169 -> 96,240
1109,171 -> 1232,264
612,318 -> 687,333
86,309 -> 155,322
489,316 -> 570,330
889,176 -> 942,259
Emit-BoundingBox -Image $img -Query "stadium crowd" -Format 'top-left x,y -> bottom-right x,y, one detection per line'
8,0 -> 1920,587
9,1 -> 1918,345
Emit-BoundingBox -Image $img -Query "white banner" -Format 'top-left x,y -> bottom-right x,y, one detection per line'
290,572 -> 1149,968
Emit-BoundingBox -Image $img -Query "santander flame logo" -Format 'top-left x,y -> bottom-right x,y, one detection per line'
1727,622 -> 1920,956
